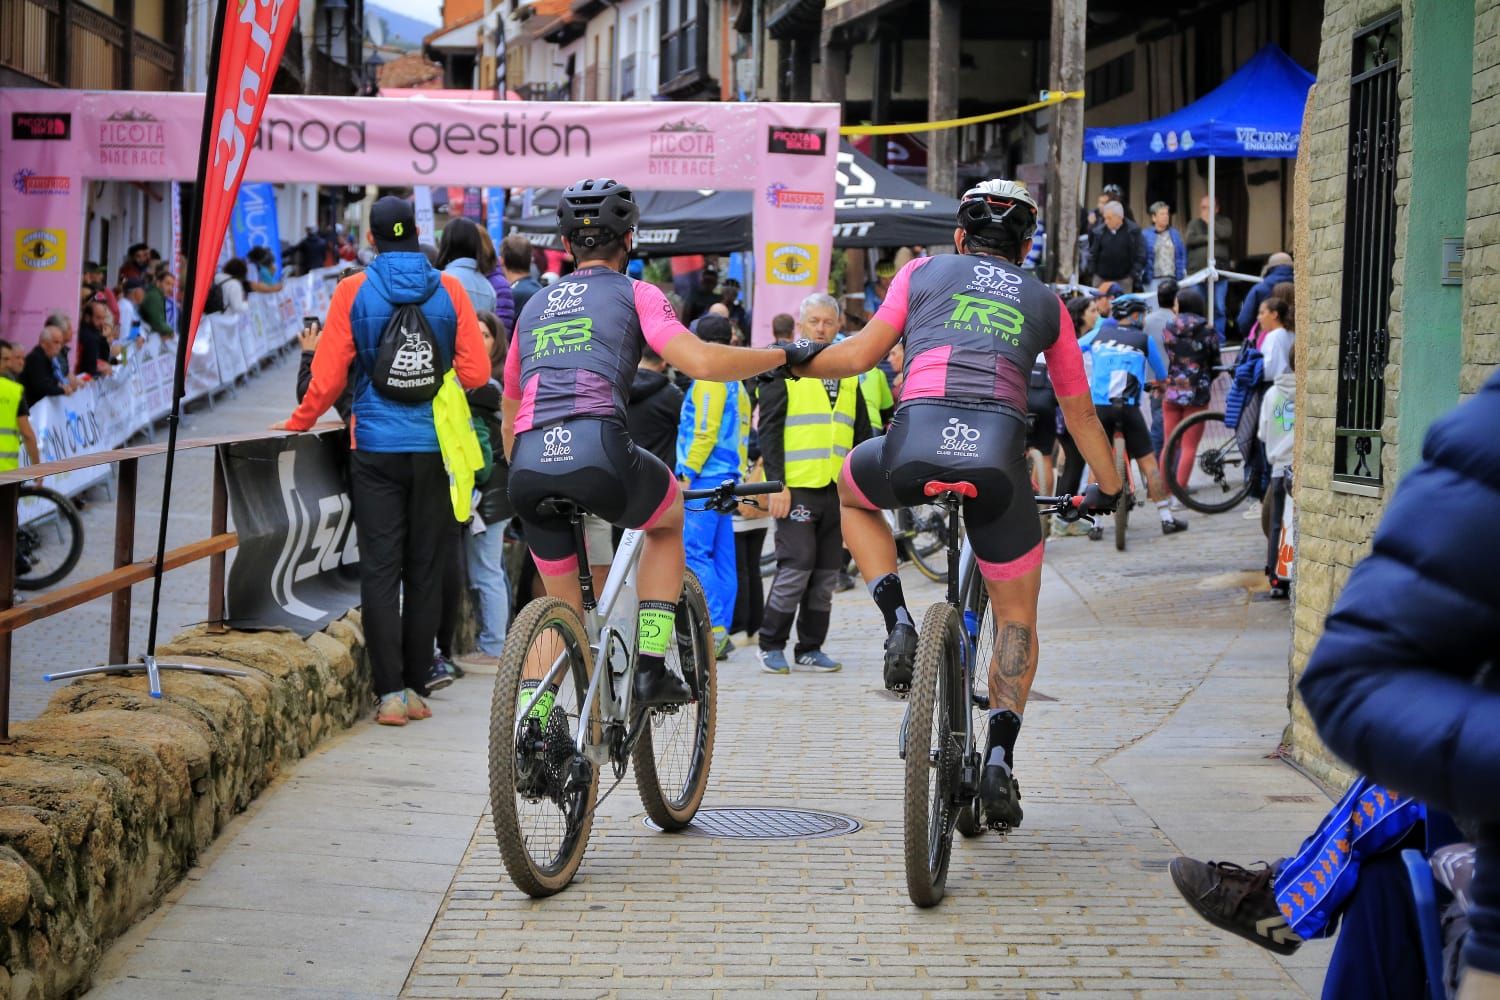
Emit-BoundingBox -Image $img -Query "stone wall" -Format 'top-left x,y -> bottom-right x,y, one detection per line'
1467,0 -> 1500,394
1286,0 -> 1402,787
0,615 -> 369,999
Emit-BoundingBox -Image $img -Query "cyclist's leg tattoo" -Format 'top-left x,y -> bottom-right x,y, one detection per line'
991,622 -> 1034,712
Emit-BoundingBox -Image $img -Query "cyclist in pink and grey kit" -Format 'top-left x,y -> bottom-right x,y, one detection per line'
793,180 -> 1123,827
501,179 -> 820,708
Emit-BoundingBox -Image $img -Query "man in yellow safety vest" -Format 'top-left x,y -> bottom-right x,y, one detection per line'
755,293 -> 873,674
0,341 -> 43,475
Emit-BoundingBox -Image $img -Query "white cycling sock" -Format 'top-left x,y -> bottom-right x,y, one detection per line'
1157,499 -> 1175,523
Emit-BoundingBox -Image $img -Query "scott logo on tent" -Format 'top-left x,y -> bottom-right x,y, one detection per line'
945,294 -> 1024,345
533,317 -> 594,356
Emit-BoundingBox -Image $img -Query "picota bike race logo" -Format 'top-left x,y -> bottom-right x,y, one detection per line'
11,169 -> 70,196
541,426 -> 574,463
946,293 -> 1024,345
532,317 -> 594,357
649,119 -> 715,178
765,184 -> 825,211
15,229 -> 66,271
938,418 -> 981,455
767,125 -> 828,157
11,112 -> 70,141
766,243 -> 818,286
100,108 -> 168,168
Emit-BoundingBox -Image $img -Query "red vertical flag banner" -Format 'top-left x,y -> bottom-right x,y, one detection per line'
183,0 -> 299,363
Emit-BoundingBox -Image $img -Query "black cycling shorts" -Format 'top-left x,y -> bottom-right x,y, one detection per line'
1096,403 -> 1154,461
1025,384 -> 1058,455
508,417 -> 677,574
842,401 -> 1043,581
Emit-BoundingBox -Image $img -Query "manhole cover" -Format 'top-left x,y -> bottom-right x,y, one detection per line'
643,807 -> 862,839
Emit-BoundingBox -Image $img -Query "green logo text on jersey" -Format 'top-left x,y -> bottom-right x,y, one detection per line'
946,293 -> 1024,345
532,317 -> 594,357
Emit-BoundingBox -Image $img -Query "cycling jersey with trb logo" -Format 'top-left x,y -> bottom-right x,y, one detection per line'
874,255 -> 1088,412
505,266 -> 688,432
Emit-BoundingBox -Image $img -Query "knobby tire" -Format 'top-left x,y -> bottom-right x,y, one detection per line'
903,602 -> 965,907
1163,410 -> 1252,514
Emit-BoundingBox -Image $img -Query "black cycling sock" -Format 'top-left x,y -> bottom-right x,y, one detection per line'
987,709 -> 1023,769
869,573 -> 913,632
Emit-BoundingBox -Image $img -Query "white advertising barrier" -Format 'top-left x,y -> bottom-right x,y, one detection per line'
24,269 -> 337,500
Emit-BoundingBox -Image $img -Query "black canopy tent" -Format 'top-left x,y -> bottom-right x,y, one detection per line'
504,143 -> 961,252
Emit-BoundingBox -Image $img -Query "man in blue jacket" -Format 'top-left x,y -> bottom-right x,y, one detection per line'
676,314 -> 750,659
1300,371 -> 1500,994
1141,201 -> 1186,291
1237,252 -> 1294,336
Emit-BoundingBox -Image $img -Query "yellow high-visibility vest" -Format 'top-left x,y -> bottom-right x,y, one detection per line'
783,375 -> 859,488
0,378 -> 23,473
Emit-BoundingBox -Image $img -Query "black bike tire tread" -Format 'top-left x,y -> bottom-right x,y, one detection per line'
1164,410 -> 1252,514
1114,436 -> 1130,551
489,597 -> 598,898
905,507 -> 950,584
955,576 -> 988,839
15,486 -> 84,591
903,601 -> 961,907
632,570 -> 717,831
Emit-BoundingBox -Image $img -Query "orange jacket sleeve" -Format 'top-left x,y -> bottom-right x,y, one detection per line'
287,273 -> 362,430
443,273 -> 491,390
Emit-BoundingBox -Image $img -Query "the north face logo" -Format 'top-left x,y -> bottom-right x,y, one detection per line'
389,325 -> 433,377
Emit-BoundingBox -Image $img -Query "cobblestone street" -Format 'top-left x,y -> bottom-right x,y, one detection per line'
87,468 -> 1339,999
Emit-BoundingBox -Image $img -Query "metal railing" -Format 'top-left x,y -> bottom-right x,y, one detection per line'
0,425 -> 338,741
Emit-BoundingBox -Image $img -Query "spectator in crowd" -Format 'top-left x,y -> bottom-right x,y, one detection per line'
1143,279 -> 1179,458
500,235 -> 541,317
475,228 -> 515,334
1087,201 -> 1145,290
76,300 -> 119,376
1051,295 -> 1101,537
276,195 -> 489,727
139,270 -> 176,338
1084,183 -> 1132,232
1258,297 -> 1294,382
22,326 -> 73,406
756,293 -> 873,675
118,242 -> 152,286
1091,284 -> 1123,336
1259,345 -> 1295,598
44,312 -> 78,385
1238,252 -> 1295,338
676,314 -> 750,660
117,278 -> 146,345
294,227 -> 328,275
0,341 -> 44,476
1160,288 -> 1220,496
771,313 -> 796,344
337,236 -> 358,263
214,259 -> 252,314
245,246 -> 284,292
294,318 -> 353,422
683,264 -> 722,326
1297,369 -> 1500,1000
864,258 -> 896,314
719,278 -> 749,334
436,218 -> 497,315
1186,196 -> 1233,333
628,344 -> 684,470
670,254 -> 706,301
1142,202 -> 1187,291
84,261 -> 119,323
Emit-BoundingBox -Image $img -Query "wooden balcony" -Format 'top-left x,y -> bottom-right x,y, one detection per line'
0,0 -> 181,90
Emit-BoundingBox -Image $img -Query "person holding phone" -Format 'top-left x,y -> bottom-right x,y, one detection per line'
294,316 -> 353,422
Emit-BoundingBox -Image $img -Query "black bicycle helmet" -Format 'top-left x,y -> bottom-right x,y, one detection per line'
1112,296 -> 1148,322
557,178 -> 639,248
957,179 -> 1038,251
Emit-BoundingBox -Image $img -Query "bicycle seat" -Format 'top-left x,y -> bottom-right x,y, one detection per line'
534,496 -> 587,519
924,480 -> 978,500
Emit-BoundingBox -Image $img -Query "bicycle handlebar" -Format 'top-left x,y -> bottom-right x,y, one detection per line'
682,478 -> 785,513
1034,493 -> 1099,526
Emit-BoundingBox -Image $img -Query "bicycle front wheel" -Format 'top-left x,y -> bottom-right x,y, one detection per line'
903,602 -> 966,907
490,597 -> 599,898
15,486 -> 84,591
633,571 -> 717,830
899,505 -> 951,583
1164,410 -> 1251,514
1113,435 -> 1130,552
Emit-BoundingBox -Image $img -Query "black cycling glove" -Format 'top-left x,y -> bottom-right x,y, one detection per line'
778,338 -> 827,372
1081,483 -> 1122,515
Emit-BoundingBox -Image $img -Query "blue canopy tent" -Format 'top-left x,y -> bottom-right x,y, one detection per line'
1082,44 -> 1314,326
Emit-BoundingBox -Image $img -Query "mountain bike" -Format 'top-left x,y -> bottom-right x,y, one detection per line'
899,484 -> 1094,906
1162,367 -> 1251,514
15,485 -> 85,590
489,478 -> 781,897
760,505 -> 951,582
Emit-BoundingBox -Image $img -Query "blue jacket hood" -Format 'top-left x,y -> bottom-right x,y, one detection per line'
1262,264 -> 1294,286
365,252 -> 441,305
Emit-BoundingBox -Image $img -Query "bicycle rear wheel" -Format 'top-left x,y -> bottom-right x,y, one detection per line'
633,571 -> 717,830
1113,436 -> 1131,552
903,602 -> 966,907
955,574 -> 991,839
15,486 -> 84,591
899,505 -> 951,583
490,598 -> 599,897
1164,410 -> 1251,514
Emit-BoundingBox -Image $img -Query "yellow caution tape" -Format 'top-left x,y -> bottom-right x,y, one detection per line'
839,90 -> 1086,136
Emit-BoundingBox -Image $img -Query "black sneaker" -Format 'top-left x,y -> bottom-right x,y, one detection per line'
1168,858 -> 1303,955
979,752 -> 1023,829
1087,525 -> 1104,542
834,572 -> 857,593
633,663 -> 693,707
1161,517 -> 1189,535
882,623 -> 918,692
425,655 -> 457,692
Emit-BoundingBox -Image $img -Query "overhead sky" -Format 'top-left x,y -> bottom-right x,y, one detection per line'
368,0 -> 441,30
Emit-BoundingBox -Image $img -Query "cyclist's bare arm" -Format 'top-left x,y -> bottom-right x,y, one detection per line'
1058,391 -> 1125,495
501,395 -> 519,462
660,335 -> 789,384
797,317 -> 902,379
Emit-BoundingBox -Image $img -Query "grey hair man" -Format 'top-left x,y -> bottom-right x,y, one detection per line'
1087,199 -> 1145,290
797,292 -> 842,345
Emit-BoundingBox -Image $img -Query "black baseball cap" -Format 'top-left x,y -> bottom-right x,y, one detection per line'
370,195 -> 421,252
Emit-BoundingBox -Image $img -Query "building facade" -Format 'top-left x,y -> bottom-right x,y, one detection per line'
1288,0 -> 1496,786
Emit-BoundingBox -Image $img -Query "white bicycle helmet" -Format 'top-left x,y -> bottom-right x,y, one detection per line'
957,179 -> 1039,246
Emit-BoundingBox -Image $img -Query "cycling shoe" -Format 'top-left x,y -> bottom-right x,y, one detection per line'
633,664 -> 693,707
883,623 -> 918,692
979,753 -> 1024,829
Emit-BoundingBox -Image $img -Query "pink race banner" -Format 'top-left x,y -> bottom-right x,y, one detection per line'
1,91 -> 841,346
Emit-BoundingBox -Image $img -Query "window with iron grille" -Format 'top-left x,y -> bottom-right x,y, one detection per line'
1333,13 -> 1401,495
659,0 -> 707,92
